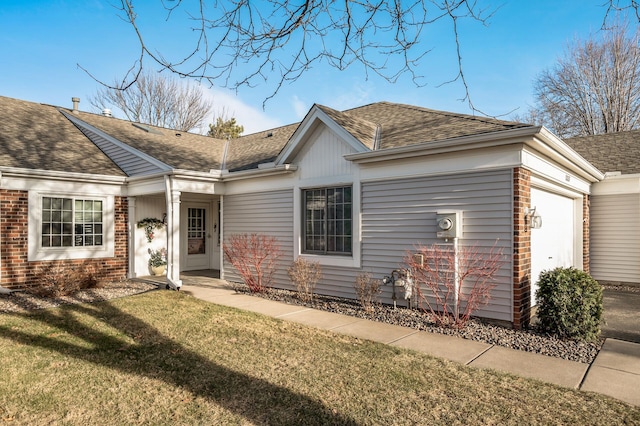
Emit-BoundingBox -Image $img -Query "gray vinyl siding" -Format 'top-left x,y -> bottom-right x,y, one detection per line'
360,170 -> 513,322
590,193 -> 640,283
222,190 -> 294,287
222,170 -> 514,322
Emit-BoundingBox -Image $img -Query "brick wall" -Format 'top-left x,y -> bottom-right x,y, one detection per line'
0,189 -> 128,290
512,168 -> 531,329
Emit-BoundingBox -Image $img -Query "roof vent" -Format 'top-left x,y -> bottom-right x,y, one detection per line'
102,108 -> 112,117
71,97 -> 80,114
132,122 -> 163,135
266,132 -> 273,137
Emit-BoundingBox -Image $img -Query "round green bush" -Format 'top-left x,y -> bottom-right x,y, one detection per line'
535,267 -> 603,342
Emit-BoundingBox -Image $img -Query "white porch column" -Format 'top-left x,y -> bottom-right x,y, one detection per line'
165,176 -> 183,289
127,196 -> 136,278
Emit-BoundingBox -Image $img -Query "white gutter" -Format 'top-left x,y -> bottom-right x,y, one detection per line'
344,125 -> 604,183
530,127 -> 604,182
221,164 -> 298,181
125,168 -> 224,183
0,166 -> 127,185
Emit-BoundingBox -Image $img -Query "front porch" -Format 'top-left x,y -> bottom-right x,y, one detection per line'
137,269 -> 228,289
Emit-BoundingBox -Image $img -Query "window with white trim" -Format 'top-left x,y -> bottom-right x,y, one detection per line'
303,186 -> 352,255
28,191 -> 114,261
41,197 -> 103,247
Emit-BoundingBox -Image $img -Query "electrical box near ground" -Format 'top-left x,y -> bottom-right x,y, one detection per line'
436,211 -> 462,239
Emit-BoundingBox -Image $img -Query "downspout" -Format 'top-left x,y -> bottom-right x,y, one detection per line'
0,171 -> 9,294
164,174 -> 182,290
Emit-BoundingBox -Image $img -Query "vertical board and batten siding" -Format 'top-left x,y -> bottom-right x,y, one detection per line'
590,193 -> 640,283
133,197 -> 167,277
295,126 -> 356,180
223,190 -> 294,287
361,170 -> 514,322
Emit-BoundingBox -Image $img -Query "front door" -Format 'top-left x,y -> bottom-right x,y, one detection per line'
182,204 -> 211,271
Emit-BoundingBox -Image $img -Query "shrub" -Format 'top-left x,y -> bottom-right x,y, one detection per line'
535,267 -> 603,342
288,258 -> 322,302
31,264 -> 98,298
223,233 -> 282,293
353,271 -> 381,313
405,242 -> 506,329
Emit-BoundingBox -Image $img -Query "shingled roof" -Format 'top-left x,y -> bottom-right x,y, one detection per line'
0,96 -> 533,176
0,96 -> 125,175
339,102 -> 531,150
224,123 -> 298,171
69,108 -> 227,173
565,130 -> 640,175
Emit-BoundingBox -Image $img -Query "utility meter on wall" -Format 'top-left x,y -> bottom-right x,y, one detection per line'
436,211 -> 462,239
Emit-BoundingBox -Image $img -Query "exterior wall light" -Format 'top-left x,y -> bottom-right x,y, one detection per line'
525,207 -> 543,229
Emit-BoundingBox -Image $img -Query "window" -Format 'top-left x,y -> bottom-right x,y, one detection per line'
41,197 -> 103,247
303,186 -> 352,255
187,207 -> 206,254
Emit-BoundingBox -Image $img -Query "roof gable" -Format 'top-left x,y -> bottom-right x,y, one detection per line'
275,104 -> 372,165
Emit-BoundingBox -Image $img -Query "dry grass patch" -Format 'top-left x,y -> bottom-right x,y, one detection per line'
0,291 -> 637,425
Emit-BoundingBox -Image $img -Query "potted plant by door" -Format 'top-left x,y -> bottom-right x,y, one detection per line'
149,248 -> 167,276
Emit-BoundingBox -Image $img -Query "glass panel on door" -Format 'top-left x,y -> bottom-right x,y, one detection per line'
187,208 -> 206,255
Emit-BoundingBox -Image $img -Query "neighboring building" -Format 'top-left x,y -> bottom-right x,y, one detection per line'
566,131 -> 640,285
0,95 -> 603,328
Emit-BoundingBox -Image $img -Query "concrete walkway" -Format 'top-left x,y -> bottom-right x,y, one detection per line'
155,274 -> 640,407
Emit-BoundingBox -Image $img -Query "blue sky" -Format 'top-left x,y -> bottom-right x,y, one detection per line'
0,1 -> 617,134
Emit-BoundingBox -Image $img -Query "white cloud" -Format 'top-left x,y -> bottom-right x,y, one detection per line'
291,95 -> 309,120
329,81 -> 374,111
197,87 -> 284,135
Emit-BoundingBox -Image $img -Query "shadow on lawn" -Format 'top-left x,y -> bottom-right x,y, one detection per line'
0,301 -> 357,425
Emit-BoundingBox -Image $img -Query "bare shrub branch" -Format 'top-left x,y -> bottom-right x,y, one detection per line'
287,258 -> 322,302
30,263 -> 99,298
353,271 -> 381,313
223,233 -> 282,293
405,242 -> 506,329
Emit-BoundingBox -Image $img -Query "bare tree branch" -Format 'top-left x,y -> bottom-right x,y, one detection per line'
82,0 -> 496,111
521,24 -> 640,138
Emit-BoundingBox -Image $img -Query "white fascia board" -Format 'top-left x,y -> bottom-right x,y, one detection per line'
527,127 -> 604,183
127,179 -> 166,196
126,169 -> 224,196
358,145 -> 522,183
0,166 -> 126,185
275,105 -> 370,165
592,173 -> 640,195
60,110 -> 173,173
523,150 -> 592,194
344,125 -> 604,183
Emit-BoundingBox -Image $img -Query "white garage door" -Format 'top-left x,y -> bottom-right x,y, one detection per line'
530,188 -> 576,307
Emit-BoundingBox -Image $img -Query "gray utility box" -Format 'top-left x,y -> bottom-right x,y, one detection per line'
436,211 -> 462,239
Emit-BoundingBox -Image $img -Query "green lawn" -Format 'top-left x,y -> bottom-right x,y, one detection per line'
0,291 -> 638,425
